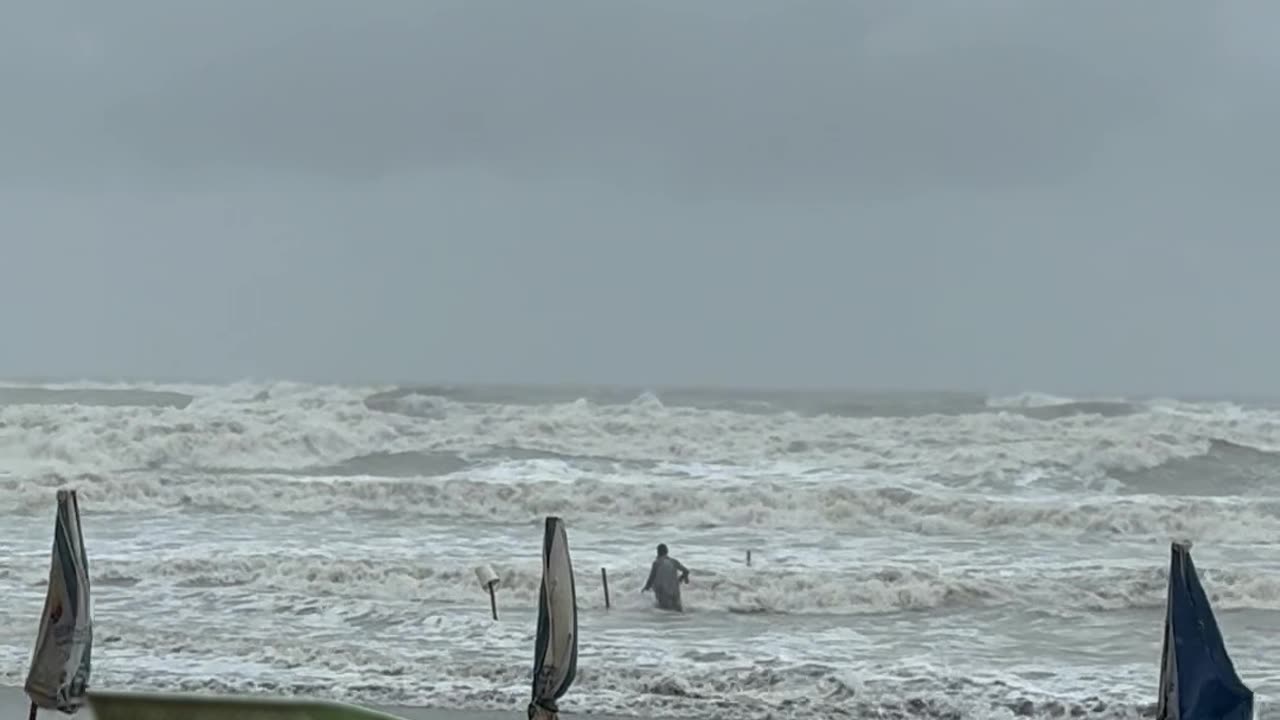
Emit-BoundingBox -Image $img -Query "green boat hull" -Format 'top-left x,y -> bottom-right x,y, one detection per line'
88,690 -> 410,720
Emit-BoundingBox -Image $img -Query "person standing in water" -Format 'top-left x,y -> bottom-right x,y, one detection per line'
642,543 -> 690,612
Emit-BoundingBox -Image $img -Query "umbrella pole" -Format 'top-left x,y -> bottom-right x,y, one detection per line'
529,704 -> 558,720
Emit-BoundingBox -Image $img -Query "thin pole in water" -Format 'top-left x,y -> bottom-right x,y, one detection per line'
27,701 -> 36,720
487,581 -> 498,621
601,568 -> 611,609
746,550 -> 752,566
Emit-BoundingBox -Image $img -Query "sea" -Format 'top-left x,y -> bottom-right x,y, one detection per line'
2,380 -> 1279,720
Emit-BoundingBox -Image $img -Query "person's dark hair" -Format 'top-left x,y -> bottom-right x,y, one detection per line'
657,543 -> 668,556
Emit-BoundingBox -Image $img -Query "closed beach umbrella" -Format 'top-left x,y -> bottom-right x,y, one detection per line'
528,517 -> 578,720
25,489 -> 93,717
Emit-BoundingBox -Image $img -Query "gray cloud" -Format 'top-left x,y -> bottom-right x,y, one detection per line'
1,1 -> 1277,394
3,0 -> 1248,189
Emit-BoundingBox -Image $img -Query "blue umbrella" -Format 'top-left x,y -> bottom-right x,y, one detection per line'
1156,541 -> 1252,720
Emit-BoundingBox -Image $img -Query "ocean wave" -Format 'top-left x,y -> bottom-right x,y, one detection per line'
0,643 -> 1153,720
3,381 -> 1280,500
309,450 -> 473,478
0,388 -> 429,474
1112,437 -> 1280,496
8,471 -> 1280,543
367,384 -> 995,418
0,385 -> 193,409
985,391 -> 1125,409
9,547 -> 1278,616
985,391 -> 1141,420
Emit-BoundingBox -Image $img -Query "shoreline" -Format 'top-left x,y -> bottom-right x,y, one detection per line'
2,687 -> 643,720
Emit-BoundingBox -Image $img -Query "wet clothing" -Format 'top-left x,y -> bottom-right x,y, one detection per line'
643,556 -> 689,612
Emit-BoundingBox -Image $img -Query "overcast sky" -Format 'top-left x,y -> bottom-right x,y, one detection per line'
2,0 -> 1278,395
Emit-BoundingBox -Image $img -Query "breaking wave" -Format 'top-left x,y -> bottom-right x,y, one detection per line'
0,648 -> 1153,720
7,470 -> 1280,543
3,381 -> 1280,499
7,547 -> 1277,616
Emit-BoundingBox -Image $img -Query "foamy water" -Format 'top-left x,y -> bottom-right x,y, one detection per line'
2,381 -> 1280,719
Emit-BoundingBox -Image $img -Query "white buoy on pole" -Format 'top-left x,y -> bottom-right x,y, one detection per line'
474,564 -> 500,620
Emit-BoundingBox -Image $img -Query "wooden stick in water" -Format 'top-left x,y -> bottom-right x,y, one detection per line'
487,582 -> 499,621
601,568 -> 611,609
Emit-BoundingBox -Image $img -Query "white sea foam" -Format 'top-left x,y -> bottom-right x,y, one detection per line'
3,382 -> 1280,488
